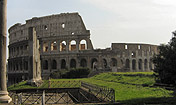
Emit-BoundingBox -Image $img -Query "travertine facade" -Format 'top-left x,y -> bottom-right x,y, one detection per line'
7,13 -> 158,85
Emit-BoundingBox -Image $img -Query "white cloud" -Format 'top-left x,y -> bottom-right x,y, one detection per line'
153,0 -> 176,6
79,0 -> 176,48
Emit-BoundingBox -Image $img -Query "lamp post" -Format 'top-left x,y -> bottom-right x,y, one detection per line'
0,0 -> 12,103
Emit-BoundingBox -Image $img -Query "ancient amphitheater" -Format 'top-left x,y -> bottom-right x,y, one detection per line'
7,13 -> 158,85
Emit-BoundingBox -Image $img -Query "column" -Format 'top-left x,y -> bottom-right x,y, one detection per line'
48,41 -> 51,52
87,57 -> 91,69
129,59 -> 132,72
56,59 -> 60,70
48,59 -> 51,72
0,0 -> 12,103
136,59 -> 139,72
76,39 -> 79,52
57,40 -> 60,52
86,39 -> 93,50
142,60 -> 144,72
98,55 -> 102,70
147,59 -> 150,71
66,40 -> 69,52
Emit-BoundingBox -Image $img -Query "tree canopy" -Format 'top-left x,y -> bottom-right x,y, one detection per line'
153,31 -> 176,84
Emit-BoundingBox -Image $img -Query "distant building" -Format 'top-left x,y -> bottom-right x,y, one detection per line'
7,13 -> 158,86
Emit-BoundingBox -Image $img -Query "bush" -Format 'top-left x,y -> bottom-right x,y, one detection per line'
50,68 -> 90,79
153,31 -> 176,84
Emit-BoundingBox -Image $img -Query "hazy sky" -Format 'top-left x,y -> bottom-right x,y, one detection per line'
7,0 -> 176,48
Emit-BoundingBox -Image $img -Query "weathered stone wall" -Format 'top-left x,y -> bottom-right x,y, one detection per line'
7,13 -> 158,85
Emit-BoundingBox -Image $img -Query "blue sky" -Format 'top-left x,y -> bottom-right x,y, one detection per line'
7,0 -> 176,49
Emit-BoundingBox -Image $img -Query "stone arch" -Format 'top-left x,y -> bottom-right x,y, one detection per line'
69,40 -> 76,51
43,42 -> 49,52
91,58 -> 98,69
60,41 -> 66,51
43,60 -> 48,70
103,59 -> 108,68
111,58 -> 117,67
51,59 -> 57,69
132,59 -> 136,70
79,39 -> 87,50
61,59 -> 66,69
138,59 -> 142,70
51,41 -> 57,51
125,59 -> 130,69
80,58 -> 87,67
144,59 -> 148,70
70,59 -> 76,68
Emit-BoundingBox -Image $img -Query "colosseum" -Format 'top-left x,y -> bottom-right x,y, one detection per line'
7,12 -> 158,85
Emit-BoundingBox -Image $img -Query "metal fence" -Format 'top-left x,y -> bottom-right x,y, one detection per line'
40,80 -> 81,88
9,81 -> 115,104
81,82 -> 115,102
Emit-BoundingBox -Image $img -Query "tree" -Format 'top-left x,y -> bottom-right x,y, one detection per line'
153,31 -> 176,84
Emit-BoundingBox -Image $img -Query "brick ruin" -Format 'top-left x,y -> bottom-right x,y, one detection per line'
7,13 -> 158,85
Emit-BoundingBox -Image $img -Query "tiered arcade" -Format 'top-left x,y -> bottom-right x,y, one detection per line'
7,13 -> 158,86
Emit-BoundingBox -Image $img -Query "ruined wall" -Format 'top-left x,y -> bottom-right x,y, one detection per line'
7,13 -> 158,85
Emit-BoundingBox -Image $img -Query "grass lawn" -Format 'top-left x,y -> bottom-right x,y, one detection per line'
8,72 -> 176,104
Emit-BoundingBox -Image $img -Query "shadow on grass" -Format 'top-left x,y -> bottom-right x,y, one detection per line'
119,97 -> 176,105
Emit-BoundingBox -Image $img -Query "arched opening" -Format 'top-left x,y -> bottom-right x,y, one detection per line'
111,58 -> 117,67
69,40 -> 76,51
144,59 -> 148,70
44,25 -> 48,30
103,59 -> 108,68
17,47 -> 19,55
51,41 -> 57,51
131,52 -> 136,58
16,63 -> 19,70
138,59 -> 142,70
61,59 -> 66,69
79,40 -> 87,50
43,60 -> 48,70
91,58 -> 98,69
13,64 -> 15,71
132,59 -> 136,70
80,59 -> 87,67
61,23 -> 65,29
52,60 -> 57,69
19,61 -> 22,70
43,42 -> 49,52
24,61 -> 28,70
60,41 -> 66,51
70,59 -> 76,68
125,59 -> 130,69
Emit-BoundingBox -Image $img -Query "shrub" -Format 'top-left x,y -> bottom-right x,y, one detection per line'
50,68 -> 90,79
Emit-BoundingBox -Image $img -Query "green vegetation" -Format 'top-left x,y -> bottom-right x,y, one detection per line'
153,31 -> 176,84
8,72 -> 175,104
82,72 -> 174,104
50,68 -> 90,79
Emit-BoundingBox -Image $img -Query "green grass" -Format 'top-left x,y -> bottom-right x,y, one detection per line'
8,72 -> 175,104
82,72 -> 172,101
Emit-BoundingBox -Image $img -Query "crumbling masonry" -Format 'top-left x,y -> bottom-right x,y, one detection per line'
7,13 -> 158,85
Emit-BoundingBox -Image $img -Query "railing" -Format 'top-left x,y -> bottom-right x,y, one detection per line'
9,91 -> 75,104
40,80 -> 81,88
81,82 -> 115,102
9,80 -> 115,104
